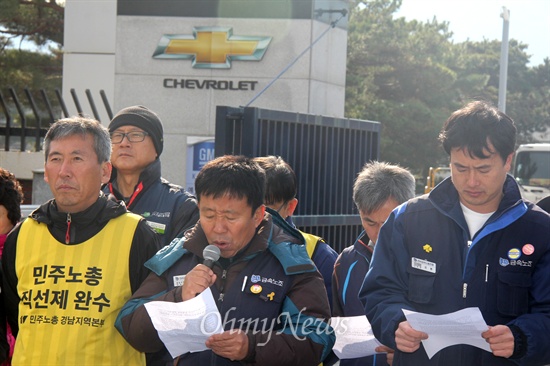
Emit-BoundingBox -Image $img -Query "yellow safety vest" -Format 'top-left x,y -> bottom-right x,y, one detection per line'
13,214 -> 145,365
299,230 -> 323,259
299,230 -> 327,366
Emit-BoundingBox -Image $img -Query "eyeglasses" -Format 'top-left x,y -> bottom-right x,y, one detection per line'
110,131 -> 149,144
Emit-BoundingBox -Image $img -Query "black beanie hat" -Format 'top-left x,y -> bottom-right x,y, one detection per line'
109,105 -> 164,156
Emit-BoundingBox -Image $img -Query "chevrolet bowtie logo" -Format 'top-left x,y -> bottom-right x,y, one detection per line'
153,27 -> 272,69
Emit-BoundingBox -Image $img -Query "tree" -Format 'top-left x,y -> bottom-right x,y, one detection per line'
451,39 -> 550,143
345,0 -> 550,180
505,57 -> 550,143
0,0 -> 64,48
0,48 -> 62,90
0,0 -> 64,89
0,0 -> 63,131
346,0 -> 459,174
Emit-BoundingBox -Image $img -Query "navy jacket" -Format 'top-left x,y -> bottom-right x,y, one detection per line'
361,175 -> 550,365
310,239 -> 338,310
103,159 -> 199,247
332,232 -> 387,366
281,214 -> 337,307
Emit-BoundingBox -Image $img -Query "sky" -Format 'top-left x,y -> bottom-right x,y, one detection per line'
394,0 -> 550,66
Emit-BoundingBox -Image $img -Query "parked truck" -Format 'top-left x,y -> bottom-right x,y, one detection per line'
512,143 -> 550,203
424,166 -> 451,193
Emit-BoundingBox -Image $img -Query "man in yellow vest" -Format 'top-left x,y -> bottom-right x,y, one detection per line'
253,156 -> 338,308
1,116 -> 159,365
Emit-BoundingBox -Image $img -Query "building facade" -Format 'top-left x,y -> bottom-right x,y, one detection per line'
61,0 -> 349,185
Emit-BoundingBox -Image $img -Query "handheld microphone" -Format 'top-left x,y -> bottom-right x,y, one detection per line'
203,245 -> 221,269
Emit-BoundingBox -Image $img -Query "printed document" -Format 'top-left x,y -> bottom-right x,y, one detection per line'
145,288 -> 224,358
331,316 -> 382,359
402,307 -> 492,359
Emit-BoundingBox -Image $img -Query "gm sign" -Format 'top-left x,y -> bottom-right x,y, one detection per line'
186,140 -> 215,195
153,27 -> 272,69
193,141 -> 215,171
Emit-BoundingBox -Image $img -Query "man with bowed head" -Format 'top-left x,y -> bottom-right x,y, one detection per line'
332,161 -> 415,366
103,105 -> 199,248
2,117 -> 159,365
116,155 -> 335,365
360,101 -> 550,365
253,155 -> 338,309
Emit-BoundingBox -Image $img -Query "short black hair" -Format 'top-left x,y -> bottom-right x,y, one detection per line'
195,155 -> 265,214
253,156 -> 296,205
439,100 -> 516,161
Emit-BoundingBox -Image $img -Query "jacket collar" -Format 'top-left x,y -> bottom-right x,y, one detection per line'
430,174 -> 523,216
353,231 -> 374,258
428,174 -> 525,233
31,192 -> 127,227
147,212 -> 313,275
106,158 -> 162,199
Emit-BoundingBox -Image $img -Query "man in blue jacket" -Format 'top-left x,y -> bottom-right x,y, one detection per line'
253,155 -> 338,309
360,100 -> 550,365
333,161 -> 415,366
103,105 -> 198,248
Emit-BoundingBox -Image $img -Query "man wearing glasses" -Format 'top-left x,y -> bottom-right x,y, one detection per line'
103,105 -> 199,249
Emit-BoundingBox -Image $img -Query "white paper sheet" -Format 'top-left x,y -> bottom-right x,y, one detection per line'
330,316 -> 383,359
144,288 -> 224,358
402,307 -> 492,359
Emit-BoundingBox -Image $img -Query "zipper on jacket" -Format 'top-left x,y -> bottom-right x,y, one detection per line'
218,269 -> 228,302
462,283 -> 468,298
65,213 -> 72,244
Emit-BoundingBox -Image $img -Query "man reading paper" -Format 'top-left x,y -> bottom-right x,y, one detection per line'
360,101 -> 550,365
